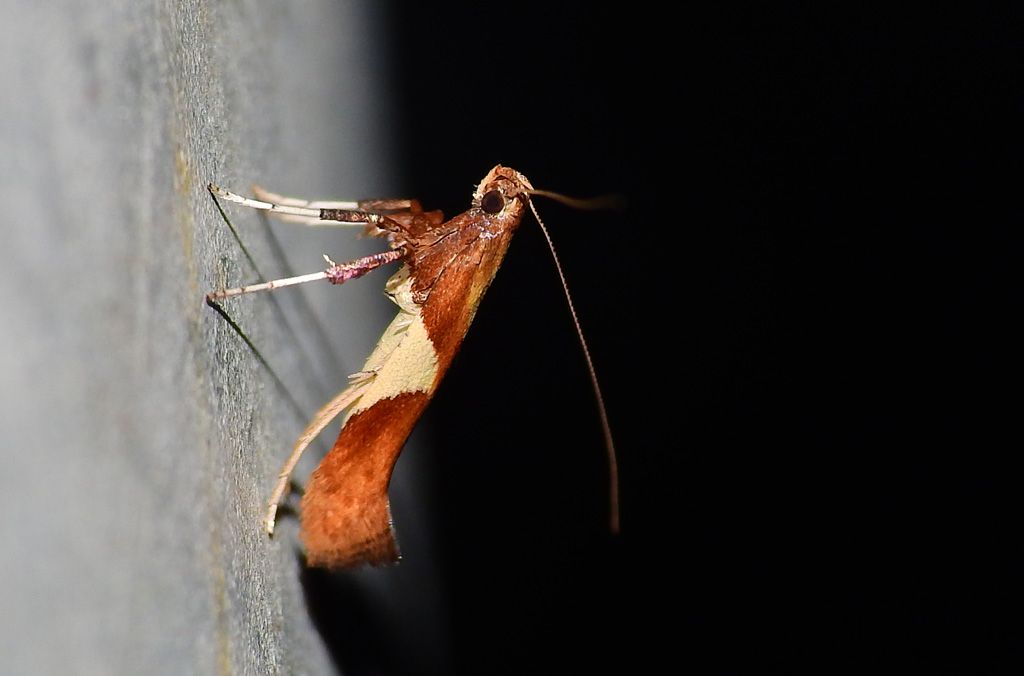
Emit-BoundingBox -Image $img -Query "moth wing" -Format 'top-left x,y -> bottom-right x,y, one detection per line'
300,391 -> 431,567
300,267 -> 440,568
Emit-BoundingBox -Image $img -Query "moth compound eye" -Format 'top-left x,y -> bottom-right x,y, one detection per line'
480,189 -> 504,214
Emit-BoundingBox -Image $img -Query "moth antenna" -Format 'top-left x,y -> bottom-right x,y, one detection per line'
527,197 -> 620,534
526,189 -> 626,212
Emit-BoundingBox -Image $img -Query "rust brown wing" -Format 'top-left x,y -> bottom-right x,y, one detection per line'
300,391 -> 431,567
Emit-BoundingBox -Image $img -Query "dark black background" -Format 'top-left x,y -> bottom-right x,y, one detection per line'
309,5 -> 1019,674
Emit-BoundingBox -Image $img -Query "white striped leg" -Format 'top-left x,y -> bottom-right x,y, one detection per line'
251,185 -> 360,210
250,185 -> 360,225
209,183 -> 370,227
253,185 -> 419,213
207,248 -> 407,301
251,185 -> 420,226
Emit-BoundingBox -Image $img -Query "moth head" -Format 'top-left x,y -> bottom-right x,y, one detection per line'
472,165 -> 533,225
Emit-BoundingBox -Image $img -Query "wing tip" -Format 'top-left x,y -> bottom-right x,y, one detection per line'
300,485 -> 401,569
303,527 -> 401,569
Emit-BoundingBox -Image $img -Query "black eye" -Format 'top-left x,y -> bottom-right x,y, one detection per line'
481,190 -> 504,214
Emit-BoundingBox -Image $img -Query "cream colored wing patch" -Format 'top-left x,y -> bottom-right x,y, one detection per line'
346,265 -> 440,418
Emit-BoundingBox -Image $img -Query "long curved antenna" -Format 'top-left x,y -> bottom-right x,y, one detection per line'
527,197 -> 620,534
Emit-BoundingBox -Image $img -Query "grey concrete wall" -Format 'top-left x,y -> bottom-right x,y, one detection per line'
0,2 -> 435,673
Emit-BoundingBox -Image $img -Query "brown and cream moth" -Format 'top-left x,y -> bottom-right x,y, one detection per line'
207,165 -> 618,568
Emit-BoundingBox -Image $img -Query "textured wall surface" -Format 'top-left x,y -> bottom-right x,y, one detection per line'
0,2 -> 433,674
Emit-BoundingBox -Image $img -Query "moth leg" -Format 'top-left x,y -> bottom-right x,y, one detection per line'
251,185 -> 361,211
251,186 -> 422,227
209,183 -> 372,228
252,185 -> 422,214
265,377 -> 373,535
206,247 -> 407,301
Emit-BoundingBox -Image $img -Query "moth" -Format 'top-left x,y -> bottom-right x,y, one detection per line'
207,165 -> 618,568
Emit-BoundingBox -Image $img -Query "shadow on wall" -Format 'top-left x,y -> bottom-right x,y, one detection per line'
301,560 -> 421,676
